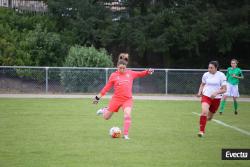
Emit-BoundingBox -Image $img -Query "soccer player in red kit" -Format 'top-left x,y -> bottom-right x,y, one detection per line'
196,61 -> 227,137
93,59 -> 154,140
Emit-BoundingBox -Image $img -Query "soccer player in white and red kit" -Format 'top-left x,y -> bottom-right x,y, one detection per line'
93,59 -> 154,139
197,61 -> 227,137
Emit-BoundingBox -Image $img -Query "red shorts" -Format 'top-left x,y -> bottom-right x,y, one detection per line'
201,95 -> 221,113
108,97 -> 133,112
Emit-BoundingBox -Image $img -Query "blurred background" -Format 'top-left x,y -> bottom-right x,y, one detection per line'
0,0 -> 249,95
0,0 -> 249,68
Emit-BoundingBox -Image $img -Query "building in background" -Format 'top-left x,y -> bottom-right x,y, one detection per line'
0,0 -> 130,17
101,0 -> 129,21
0,0 -> 8,7
0,0 -> 47,13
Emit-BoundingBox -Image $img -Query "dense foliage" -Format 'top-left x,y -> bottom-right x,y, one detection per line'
63,45 -> 113,67
61,46 -> 113,92
0,0 -> 249,68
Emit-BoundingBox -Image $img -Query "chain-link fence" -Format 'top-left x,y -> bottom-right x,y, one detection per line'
0,66 -> 249,95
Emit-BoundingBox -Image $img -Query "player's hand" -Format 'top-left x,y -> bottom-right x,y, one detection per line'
211,92 -> 217,99
232,74 -> 238,78
196,93 -> 202,97
93,96 -> 100,104
148,68 -> 154,75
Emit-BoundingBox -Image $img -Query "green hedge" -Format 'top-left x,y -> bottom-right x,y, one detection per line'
60,46 -> 113,93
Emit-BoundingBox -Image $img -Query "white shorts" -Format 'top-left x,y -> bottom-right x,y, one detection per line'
224,83 -> 239,97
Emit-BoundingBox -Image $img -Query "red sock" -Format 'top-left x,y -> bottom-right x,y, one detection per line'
199,115 -> 207,133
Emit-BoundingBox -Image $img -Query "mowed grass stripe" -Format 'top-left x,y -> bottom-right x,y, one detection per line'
0,98 -> 249,167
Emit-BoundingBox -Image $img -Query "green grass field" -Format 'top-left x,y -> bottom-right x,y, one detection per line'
0,98 -> 249,167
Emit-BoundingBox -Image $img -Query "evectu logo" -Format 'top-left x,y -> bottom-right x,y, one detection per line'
222,149 -> 250,160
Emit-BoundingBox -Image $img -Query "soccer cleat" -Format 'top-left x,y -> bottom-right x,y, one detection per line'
96,107 -> 107,116
197,131 -> 204,137
234,111 -> 238,115
219,112 -> 222,115
124,135 -> 130,140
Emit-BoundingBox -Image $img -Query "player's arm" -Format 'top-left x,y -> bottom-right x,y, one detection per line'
232,75 -> 244,79
232,70 -> 244,79
211,74 -> 227,99
226,69 -> 230,80
197,82 -> 205,97
132,69 -> 154,78
197,73 -> 206,97
93,75 -> 114,104
211,85 -> 227,99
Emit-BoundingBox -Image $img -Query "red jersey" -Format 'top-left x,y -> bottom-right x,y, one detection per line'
100,70 -> 150,99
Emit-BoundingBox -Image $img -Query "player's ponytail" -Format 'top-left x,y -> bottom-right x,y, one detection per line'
209,61 -> 219,71
119,53 -> 129,63
117,59 -> 128,67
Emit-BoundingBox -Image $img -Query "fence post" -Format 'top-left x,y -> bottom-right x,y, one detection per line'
105,68 -> 108,84
165,69 -> 168,94
45,67 -> 49,94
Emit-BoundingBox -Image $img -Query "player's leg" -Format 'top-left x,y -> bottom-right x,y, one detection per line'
96,107 -> 114,120
198,102 -> 210,137
232,85 -> 239,115
103,109 -> 114,120
208,98 -> 220,120
97,98 -> 121,120
233,97 -> 238,115
219,95 -> 227,114
122,99 -> 133,140
219,83 -> 230,114
207,111 -> 214,121
123,107 -> 132,140
96,107 -> 108,115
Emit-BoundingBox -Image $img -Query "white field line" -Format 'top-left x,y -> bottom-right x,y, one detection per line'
192,112 -> 250,136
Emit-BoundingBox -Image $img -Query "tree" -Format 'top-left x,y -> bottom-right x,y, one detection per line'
1,1 -> 249,68
48,0 -> 112,47
21,24 -> 66,66
0,7 -> 65,66
61,45 -> 113,92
